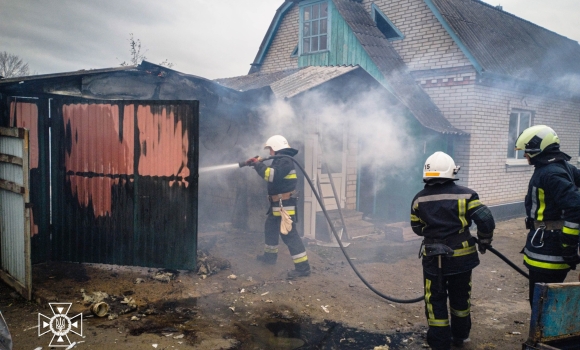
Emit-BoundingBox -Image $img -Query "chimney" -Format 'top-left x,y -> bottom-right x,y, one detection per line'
495,5 -> 503,10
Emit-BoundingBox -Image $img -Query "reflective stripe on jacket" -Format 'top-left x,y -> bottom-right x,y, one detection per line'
253,149 -> 298,196
524,160 -> 580,272
410,181 -> 493,275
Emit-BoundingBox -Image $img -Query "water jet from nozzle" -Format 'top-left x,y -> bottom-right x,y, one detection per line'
199,163 -> 240,173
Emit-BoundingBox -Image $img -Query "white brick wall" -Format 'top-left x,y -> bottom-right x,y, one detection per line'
362,0 -> 472,71
423,80 -> 580,206
260,5 -> 300,73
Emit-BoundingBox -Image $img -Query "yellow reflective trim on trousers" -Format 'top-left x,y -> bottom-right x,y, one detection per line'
523,255 -> 569,270
428,319 -> 450,327
458,199 -> 468,229
537,188 -> 545,221
293,256 -> 308,264
411,214 -> 420,222
562,226 -> 580,235
425,279 -> 435,321
467,200 -> 482,210
284,173 -> 297,179
450,307 -> 470,318
264,168 -> 271,182
272,210 -> 295,216
453,245 -> 477,257
264,247 -> 278,253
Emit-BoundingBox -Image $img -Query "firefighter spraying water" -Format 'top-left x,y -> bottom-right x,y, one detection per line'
198,133 -> 531,308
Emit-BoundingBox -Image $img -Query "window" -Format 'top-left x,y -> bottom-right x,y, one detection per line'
372,4 -> 404,41
507,111 -> 532,160
301,1 -> 328,54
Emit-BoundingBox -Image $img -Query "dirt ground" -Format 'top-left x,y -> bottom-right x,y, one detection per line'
1,217 -> 579,350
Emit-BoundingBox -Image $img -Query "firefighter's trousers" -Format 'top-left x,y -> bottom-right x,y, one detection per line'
264,214 -> 310,272
423,270 -> 472,350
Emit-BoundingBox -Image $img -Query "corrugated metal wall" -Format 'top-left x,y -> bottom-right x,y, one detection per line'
50,99 -> 199,270
9,100 -> 51,264
0,127 -> 31,299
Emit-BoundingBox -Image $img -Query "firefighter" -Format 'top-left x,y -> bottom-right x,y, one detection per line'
244,135 -> 311,279
514,125 -> 580,306
410,151 -> 495,350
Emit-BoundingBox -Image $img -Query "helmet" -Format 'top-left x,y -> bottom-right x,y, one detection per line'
264,135 -> 290,152
515,125 -> 560,158
423,151 -> 460,180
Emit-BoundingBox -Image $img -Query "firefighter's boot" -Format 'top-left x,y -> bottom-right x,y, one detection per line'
287,261 -> 311,279
256,252 -> 277,265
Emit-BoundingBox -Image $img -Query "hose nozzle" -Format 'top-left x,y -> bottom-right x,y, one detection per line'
239,155 -> 263,168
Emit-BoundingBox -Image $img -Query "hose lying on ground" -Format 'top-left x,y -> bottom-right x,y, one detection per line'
267,155 -> 424,303
265,155 -> 530,303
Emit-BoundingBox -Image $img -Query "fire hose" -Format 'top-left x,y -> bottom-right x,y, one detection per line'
244,155 -> 529,304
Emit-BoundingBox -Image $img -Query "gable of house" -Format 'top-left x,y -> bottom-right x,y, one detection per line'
251,0 -> 465,135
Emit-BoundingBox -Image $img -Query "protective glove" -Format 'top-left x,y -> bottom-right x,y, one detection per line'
244,156 -> 262,166
477,236 -> 492,254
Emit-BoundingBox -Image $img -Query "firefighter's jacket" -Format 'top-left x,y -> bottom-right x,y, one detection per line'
523,159 -> 580,272
410,180 -> 495,276
253,148 -> 299,217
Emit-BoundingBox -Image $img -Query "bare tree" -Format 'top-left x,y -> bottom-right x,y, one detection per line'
119,33 -> 174,68
0,51 -> 31,78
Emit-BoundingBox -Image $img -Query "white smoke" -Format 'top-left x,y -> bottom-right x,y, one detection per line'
257,87 -> 418,189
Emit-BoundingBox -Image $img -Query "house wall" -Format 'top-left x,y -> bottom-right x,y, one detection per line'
421,77 -> 580,206
362,0 -> 472,71
260,5 -> 300,73
468,85 -> 580,205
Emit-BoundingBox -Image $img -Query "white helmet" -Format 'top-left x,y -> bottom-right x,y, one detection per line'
264,135 -> 290,152
423,151 -> 460,180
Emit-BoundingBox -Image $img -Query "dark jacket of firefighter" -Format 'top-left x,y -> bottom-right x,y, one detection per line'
410,180 -> 496,276
523,151 -> 580,273
253,148 -> 299,215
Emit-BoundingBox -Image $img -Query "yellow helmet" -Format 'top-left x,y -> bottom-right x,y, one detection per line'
515,125 -> 560,158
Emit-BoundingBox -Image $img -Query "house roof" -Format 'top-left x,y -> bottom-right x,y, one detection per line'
216,65 -> 361,99
425,0 -> 580,85
332,0 -> 465,135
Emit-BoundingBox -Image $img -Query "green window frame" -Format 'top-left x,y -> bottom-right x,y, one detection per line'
300,1 -> 329,55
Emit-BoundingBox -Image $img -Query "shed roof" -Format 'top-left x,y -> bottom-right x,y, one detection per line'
217,65 -> 360,99
426,0 -> 580,84
332,0 -> 464,135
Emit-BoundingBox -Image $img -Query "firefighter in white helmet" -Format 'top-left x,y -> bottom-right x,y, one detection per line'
410,151 -> 495,350
515,125 -> 580,306
243,135 -> 311,279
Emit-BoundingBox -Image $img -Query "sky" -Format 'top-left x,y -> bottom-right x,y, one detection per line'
1,0 -> 579,80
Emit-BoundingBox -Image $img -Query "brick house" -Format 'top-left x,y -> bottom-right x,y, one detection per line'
217,0 -> 580,239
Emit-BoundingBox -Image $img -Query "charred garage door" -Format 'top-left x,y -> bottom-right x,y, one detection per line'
50,99 -> 199,270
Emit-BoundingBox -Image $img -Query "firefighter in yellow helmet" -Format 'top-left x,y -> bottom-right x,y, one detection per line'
243,135 -> 311,279
410,151 -> 495,350
515,125 -> 580,306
